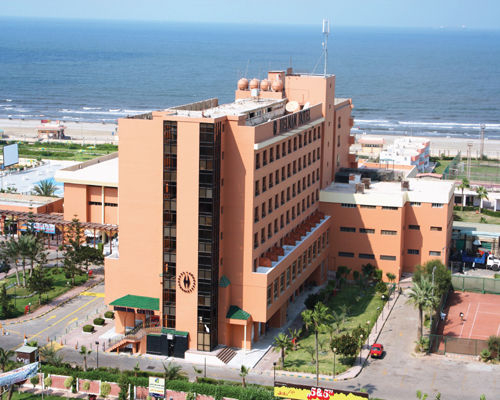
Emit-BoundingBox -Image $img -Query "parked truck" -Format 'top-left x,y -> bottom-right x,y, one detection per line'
461,251 -> 500,271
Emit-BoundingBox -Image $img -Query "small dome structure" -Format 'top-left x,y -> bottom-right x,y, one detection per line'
249,78 -> 260,89
271,79 -> 284,92
260,79 -> 270,91
237,78 -> 249,90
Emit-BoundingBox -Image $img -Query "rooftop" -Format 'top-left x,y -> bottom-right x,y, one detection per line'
0,193 -> 61,207
55,153 -> 118,187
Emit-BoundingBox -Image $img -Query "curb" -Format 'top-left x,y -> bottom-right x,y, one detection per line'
4,278 -> 104,326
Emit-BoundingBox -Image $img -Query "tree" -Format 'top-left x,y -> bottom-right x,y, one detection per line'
0,283 -> 15,319
301,302 -> 330,386
61,218 -> 87,285
408,277 -> 438,339
331,334 -> 359,360
1,238 -> 21,286
0,347 -> 14,372
17,234 -> 38,287
458,178 -> 470,211
336,266 -> 351,289
476,186 -> 489,212
28,265 -> 54,305
288,328 -> 302,351
32,179 -> 58,197
39,343 -> 64,366
118,375 -> 129,400
413,260 -> 451,298
79,245 -> 104,272
79,345 -> 91,371
273,333 -> 292,368
162,362 -> 186,381
133,362 -> 141,377
239,365 -> 249,388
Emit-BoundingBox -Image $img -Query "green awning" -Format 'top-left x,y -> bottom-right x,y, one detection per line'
110,294 -> 159,311
161,328 -> 189,337
226,305 -> 251,320
219,275 -> 231,288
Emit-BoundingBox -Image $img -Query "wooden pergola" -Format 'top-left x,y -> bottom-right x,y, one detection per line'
0,209 -> 119,252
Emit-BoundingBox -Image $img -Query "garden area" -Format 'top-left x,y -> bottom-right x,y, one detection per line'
453,207 -> 500,225
274,265 -> 394,376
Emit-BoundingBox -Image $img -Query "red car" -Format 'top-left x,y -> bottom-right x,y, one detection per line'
370,343 -> 384,358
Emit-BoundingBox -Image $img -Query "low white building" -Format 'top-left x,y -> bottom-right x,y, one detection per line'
379,137 -> 430,173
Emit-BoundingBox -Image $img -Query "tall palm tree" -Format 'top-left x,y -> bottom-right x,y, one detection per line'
39,343 -> 64,366
457,178 -> 470,211
476,186 -> 489,213
17,234 -> 37,287
408,277 -> 438,339
32,179 -> 58,197
239,365 -> 249,388
301,302 -> 330,386
0,347 -> 15,372
1,239 -> 21,286
79,345 -> 91,371
273,333 -> 292,368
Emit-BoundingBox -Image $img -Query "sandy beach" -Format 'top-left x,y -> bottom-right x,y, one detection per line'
1,118 -> 500,159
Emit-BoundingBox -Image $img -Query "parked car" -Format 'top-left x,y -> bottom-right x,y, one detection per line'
370,343 -> 384,358
0,261 -> 10,274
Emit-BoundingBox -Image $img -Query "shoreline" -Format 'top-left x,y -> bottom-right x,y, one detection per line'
1,118 -> 500,158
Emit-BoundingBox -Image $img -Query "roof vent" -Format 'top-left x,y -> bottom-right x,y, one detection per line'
362,177 -> 371,189
355,183 -> 365,194
401,180 -> 410,191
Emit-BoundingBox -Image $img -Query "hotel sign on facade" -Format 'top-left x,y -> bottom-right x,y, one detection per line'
273,108 -> 311,136
274,383 -> 369,400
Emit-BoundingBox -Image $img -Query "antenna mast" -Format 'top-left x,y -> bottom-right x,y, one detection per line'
322,18 -> 330,76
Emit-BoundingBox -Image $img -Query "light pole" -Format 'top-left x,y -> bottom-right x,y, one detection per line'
273,362 -> 276,385
359,334 -> 363,365
366,321 -> 370,348
430,266 -> 437,333
95,341 -> 99,368
376,307 -> 380,332
332,347 -> 337,380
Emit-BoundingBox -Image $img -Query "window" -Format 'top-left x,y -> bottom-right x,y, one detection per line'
432,203 -> 443,208
409,225 -> 420,230
261,203 -> 266,218
276,145 -> 280,160
292,262 -> 296,280
341,203 -> 356,208
262,176 -> 267,192
360,204 -> 376,209
274,279 -> 279,300
337,117 -> 341,129
263,150 -> 267,166
269,173 -> 273,188
286,267 -> 291,287
253,233 -> 258,249
261,228 -> 265,243
338,252 -> 354,258
429,251 -> 441,256
410,202 -> 421,207
360,228 -> 375,234
280,273 -> 285,293
340,227 -> 356,232
267,285 -> 272,307
381,230 -> 397,235
255,180 -> 260,196
337,135 -> 340,147
89,201 -> 102,206
256,153 -> 261,169
382,206 -> 398,210
430,226 -> 443,231
359,253 -> 375,259
380,255 -> 396,261
408,249 -> 419,255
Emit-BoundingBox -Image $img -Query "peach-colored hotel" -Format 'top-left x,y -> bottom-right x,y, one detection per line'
53,69 -> 453,358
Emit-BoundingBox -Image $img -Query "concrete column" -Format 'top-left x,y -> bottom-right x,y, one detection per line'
463,194 -> 466,207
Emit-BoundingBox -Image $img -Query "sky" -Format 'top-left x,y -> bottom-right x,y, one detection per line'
0,0 -> 499,30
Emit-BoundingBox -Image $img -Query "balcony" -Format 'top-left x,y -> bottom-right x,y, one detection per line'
255,211 -> 330,274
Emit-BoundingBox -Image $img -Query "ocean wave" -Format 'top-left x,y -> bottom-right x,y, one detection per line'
82,107 -> 102,110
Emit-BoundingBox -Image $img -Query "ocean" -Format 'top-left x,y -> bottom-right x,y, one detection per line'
0,17 -> 499,139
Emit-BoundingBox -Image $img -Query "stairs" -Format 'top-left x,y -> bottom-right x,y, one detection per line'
216,346 -> 237,364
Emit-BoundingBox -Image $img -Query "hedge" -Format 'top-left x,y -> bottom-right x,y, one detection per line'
93,318 -> 105,326
104,311 -> 114,319
166,381 -> 274,400
82,325 -> 94,333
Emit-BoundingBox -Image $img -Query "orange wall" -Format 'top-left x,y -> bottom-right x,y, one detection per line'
63,184 -> 118,224
333,101 -> 353,173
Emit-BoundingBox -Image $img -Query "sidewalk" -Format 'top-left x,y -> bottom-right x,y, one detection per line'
2,277 -> 104,326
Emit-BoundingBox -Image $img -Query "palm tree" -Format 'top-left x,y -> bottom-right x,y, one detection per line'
39,343 -> 64,366
79,345 -> 91,371
458,178 -> 470,211
408,277 -> 438,339
301,302 -> 330,386
17,234 -> 37,287
162,362 -> 186,381
0,347 -> 14,372
1,239 -> 21,286
239,365 -> 249,388
288,328 -> 302,351
32,179 -> 58,197
476,186 -> 489,213
273,333 -> 292,368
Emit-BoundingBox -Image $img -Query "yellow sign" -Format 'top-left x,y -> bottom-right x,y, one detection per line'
148,377 -> 165,396
274,386 -> 368,400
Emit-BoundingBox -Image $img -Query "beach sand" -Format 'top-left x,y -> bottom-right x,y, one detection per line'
1,118 -> 500,158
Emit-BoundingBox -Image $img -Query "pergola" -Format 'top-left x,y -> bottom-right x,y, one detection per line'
0,209 -> 119,251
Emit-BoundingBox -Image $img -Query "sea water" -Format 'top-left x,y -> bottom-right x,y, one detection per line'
0,17 -> 499,139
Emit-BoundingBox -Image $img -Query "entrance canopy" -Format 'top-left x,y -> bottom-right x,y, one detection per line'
110,294 -> 159,311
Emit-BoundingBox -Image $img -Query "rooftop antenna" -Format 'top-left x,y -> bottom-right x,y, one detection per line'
322,18 -> 330,76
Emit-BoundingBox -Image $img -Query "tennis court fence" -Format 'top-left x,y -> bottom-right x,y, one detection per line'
428,334 -> 488,356
451,275 -> 500,295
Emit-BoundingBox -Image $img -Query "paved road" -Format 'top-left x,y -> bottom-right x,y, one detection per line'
2,286 -> 499,399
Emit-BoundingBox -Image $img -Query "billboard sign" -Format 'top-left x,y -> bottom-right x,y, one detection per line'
19,222 -> 56,234
3,143 -> 19,168
0,362 -> 38,387
274,383 -> 369,400
148,377 -> 165,398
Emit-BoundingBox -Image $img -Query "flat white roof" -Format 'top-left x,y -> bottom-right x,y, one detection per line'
55,155 -> 118,187
320,178 -> 455,207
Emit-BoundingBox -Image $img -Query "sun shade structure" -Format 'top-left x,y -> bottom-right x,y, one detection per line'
110,294 -> 159,311
226,305 -> 251,320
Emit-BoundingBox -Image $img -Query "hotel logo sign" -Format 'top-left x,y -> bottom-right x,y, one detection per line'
178,271 -> 196,293
273,108 -> 311,136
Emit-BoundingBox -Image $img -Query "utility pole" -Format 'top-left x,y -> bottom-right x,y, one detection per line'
479,123 -> 485,160
466,142 -> 473,179
322,19 -> 330,77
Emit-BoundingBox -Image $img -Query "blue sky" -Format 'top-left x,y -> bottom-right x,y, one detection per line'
1,0 -> 499,30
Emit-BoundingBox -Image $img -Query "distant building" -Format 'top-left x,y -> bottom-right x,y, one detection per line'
37,122 -> 66,139
358,136 -> 385,156
379,137 -> 430,172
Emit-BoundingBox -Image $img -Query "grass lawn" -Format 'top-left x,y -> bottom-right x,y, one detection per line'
282,285 -> 386,375
10,392 -> 64,400
453,210 -> 500,225
0,267 -> 88,317
494,274 -> 500,280
433,159 -> 452,175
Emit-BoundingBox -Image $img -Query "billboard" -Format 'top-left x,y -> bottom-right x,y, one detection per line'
3,143 -> 19,168
19,222 -> 56,234
148,377 -> 165,397
0,362 -> 38,387
274,383 -> 369,400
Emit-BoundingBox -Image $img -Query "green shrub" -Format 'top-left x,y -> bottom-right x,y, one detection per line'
101,382 -> 111,398
30,375 -> 40,387
44,376 -> 52,388
82,381 -> 91,391
63,376 -> 74,390
304,293 -> 320,309
93,317 -> 105,326
487,335 -> 500,360
104,311 -> 114,319
375,281 -> 388,293
481,209 -> 500,218
480,349 -> 491,362
83,324 -> 94,333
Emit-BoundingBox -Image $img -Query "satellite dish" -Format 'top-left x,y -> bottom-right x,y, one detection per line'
285,101 -> 299,113
303,102 -> 310,110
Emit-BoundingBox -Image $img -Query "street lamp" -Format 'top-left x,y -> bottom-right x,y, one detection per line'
359,334 -> 363,365
332,348 -> 337,380
366,321 -> 370,348
273,362 -> 276,385
95,341 -> 99,368
376,307 -> 380,332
